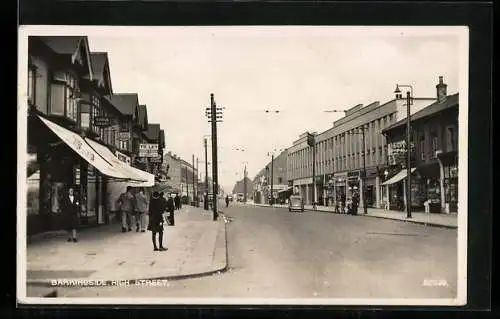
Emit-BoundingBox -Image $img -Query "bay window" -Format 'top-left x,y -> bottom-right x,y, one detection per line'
50,71 -> 79,121
91,96 -> 100,133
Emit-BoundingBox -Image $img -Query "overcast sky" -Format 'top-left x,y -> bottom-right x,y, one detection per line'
24,26 -> 467,192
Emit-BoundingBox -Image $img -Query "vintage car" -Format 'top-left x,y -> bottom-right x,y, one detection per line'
288,195 -> 305,212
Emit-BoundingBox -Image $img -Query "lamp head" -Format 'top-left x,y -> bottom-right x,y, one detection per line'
394,84 -> 401,94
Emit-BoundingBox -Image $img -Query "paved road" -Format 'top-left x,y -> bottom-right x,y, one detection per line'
55,204 -> 457,299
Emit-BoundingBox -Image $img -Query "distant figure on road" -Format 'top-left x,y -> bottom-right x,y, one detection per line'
117,186 -> 135,232
60,186 -> 80,242
148,191 -> 167,251
174,194 -> 181,210
225,195 -> 230,208
134,188 -> 149,232
167,194 -> 175,226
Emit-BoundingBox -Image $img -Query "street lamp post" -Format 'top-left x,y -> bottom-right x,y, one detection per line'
394,84 -> 413,219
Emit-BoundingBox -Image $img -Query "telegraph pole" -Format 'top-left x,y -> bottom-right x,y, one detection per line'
270,154 -> 274,206
406,91 -> 412,219
207,93 -> 223,221
185,164 -> 189,201
196,157 -> 199,207
307,133 -> 316,207
361,127 -> 368,214
192,154 -> 195,206
243,164 -> 247,203
204,138 -> 209,210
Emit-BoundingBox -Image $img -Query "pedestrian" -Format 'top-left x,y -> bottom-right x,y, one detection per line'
148,191 -> 167,251
351,191 -> 359,215
167,194 -> 175,225
60,186 -> 80,242
134,187 -> 149,232
174,194 -> 180,210
116,186 -> 135,232
341,193 -> 347,214
225,195 -> 229,208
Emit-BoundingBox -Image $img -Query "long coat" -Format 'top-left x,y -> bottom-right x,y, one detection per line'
148,194 -> 166,232
60,195 -> 80,230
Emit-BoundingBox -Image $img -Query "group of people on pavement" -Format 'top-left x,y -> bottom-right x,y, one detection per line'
116,187 -> 180,251
334,191 -> 360,215
56,184 -> 183,251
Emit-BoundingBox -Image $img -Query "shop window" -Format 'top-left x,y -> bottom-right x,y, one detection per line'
28,65 -> 36,106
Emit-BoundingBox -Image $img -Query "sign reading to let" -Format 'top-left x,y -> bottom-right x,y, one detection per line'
139,143 -> 159,157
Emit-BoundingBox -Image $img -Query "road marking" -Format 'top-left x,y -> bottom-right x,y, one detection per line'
422,279 -> 449,287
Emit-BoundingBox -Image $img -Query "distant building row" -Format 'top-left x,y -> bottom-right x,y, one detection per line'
253,77 -> 459,214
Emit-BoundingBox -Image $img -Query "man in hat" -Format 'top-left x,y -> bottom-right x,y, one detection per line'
148,190 -> 167,251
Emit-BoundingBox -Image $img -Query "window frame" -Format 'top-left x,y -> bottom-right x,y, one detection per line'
49,71 -> 79,122
28,63 -> 37,107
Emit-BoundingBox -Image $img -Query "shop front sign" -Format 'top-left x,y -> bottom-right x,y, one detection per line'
118,132 -> 131,141
388,140 -> 415,166
139,143 -> 159,157
93,116 -> 111,127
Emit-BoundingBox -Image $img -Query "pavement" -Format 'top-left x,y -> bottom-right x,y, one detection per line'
25,205 -> 227,297
51,204 -> 459,301
251,203 -> 458,228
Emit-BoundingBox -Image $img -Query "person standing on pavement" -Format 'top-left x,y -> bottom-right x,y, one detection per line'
60,186 -> 80,242
351,190 -> 359,215
117,186 -> 135,232
134,187 -> 149,232
175,194 -> 181,210
167,194 -> 175,226
148,191 -> 167,251
341,193 -> 347,214
225,195 -> 230,208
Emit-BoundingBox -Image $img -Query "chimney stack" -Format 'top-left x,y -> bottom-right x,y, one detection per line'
436,76 -> 448,103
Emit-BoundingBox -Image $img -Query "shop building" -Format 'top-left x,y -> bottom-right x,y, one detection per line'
162,151 -> 182,192
382,78 -> 458,214
286,88 -> 436,208
180,159 -> 198,203
252,149 -> 288,204
25,36 -> 154,236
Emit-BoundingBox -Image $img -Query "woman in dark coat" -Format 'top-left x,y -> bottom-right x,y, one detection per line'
166,195 -> 175,226
60,187 -> 80,242
148,191 -> 167,251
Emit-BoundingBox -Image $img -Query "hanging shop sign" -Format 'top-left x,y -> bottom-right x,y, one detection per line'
139,143 -> 159,157
118,132 -> 131,141
388,140 -> 415,165
93,116 -> 111,127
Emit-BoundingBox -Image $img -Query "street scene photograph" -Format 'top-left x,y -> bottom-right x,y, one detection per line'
17,26 -> 468,305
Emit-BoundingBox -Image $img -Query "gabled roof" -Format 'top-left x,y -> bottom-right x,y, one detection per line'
38,36 -> 93,80
383,93 -> 459,133
90,52 -> 112,93
105,93 -> 139,116
39,36 -> 84,54
138,105 -> 148,128
146,123 -> 161,141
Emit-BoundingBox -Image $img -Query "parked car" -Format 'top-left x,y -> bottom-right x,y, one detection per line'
288,195 -> 304,212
